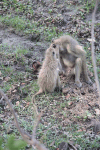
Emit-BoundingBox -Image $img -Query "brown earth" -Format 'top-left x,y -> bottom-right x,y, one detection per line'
0,0 -> 100,149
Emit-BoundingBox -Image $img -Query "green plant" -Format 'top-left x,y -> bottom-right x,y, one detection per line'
82,0 -> 95,13
48,9 -> 52,14
43,26 -> 63,42
0,135 -> 27,150
15,48 -> 28,58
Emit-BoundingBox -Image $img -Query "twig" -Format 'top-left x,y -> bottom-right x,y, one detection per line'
0,88 -> 48,150
32,111 -> 43,138
91,0 -> 100,99
68,142 -> 77,150
0,89 -> 31,142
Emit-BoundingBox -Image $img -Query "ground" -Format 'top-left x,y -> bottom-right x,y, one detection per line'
0,0 -> 100,150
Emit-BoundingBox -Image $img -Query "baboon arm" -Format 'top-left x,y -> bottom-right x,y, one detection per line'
68,44 -> 86,58
75,58 -> 82,87
60,57 -> 67,74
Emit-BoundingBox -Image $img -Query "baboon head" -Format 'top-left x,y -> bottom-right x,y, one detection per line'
51,38 -> 63,52
46,44 -> 60,61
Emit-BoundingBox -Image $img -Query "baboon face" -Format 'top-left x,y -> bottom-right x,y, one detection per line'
47,44 -> 59,60
52,39 -> 63,52
52,44 -> 58,59
50,43 -> 60,60
50,44 -> 62,70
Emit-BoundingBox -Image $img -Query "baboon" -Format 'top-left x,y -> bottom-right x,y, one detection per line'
52,35 -> 92,87
32,44 -> 61,101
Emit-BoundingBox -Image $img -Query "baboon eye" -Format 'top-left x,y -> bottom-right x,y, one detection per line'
52,51 -> 55,55
53,44 -> 56,48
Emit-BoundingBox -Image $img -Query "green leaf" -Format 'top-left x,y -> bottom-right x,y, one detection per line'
6,135 -> 27,150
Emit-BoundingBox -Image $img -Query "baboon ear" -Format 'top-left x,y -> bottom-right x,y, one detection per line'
51,38 -> 54,43
52,44 -> 56,48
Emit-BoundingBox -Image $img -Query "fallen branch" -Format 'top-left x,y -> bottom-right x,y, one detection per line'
91,0 -> 100,99
0,88 -> 48,150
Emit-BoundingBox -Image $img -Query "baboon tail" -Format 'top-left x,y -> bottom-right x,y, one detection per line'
32,89 -> 43,103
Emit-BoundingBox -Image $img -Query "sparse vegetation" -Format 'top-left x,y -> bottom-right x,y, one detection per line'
0,135 -> 27,150
0,0 -> 100,149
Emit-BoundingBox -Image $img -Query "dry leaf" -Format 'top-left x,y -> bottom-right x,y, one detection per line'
12,89 -> 17,93
25,102 -> 30,107
21,83 -> 26,85
77,129 -> 83,132
0,77 -> 3,80
87,38 -> 95,42
4,76 -> 11,82
67,101 -> 73,106
16,101 -> 20,106
79,9 -> 85,12
95,109 -> 100,115
6,105 -> 9,109
65,94 -> 70,99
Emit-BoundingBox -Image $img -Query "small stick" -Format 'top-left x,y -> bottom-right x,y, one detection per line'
91,0 -> 100,99
32,111 -> 43,138
0,88 -> 48,150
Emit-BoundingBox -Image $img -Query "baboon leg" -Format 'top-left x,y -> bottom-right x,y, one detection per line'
60,56 -> 67,75
58,59 -> 62,71
74,45 -> 92,85
56,75 -> 62,91
75,58 -> 82,87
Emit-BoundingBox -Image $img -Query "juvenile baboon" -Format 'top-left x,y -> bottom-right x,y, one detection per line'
52,35 -> 92,87
32,44 -> 61,101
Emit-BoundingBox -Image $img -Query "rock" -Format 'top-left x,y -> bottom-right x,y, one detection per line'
59,142 -> 68,150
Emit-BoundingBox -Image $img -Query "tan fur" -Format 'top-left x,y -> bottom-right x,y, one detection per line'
32,44 -> 61,101
52,35 -> 92,87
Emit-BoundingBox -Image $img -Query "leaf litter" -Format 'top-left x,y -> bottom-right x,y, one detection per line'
0,0 -> 100,149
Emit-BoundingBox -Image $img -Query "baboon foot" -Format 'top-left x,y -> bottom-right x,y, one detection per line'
75,81 -> 82,88
86,79 -> 93,86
